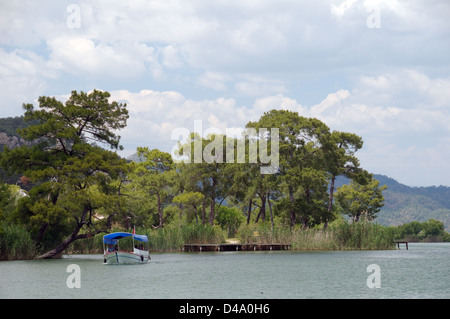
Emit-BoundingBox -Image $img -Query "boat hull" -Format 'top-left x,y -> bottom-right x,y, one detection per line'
103,251 -> 149,264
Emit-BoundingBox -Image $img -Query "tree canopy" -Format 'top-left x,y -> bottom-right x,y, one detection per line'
0,95 -> 393,258
0,90 -> 129,258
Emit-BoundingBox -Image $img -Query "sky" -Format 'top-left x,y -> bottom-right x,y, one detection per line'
1,0 -> 449,187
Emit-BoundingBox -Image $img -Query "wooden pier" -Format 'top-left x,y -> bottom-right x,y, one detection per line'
394,241 -> 409,250
182,243 -> 291,252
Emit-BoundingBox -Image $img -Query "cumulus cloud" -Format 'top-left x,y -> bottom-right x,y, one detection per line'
47,37 -> 151,78
306,70 -> 450,186
1,1 -> 450,186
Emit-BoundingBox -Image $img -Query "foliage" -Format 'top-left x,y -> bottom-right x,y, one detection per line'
236,219 -> 394,250
0,116 -> 31,137
0,179 -> 14,218
391,219 -> 449,242
330,221 -> 394,250
173,191 -> 204,224
216,205 -> 245,237
144,224 -> 226,252
245,109 -> 367,228
0,90 -> 129,258
0,222 -> 35,260
175,132 -> 234,226
128,147 -> 177,228
335,176 -> 387,222
1,102 -> 399,258
237,220 -> 292,244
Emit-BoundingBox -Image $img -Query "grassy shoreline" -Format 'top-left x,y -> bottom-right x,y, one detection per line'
0,221 -> 402,260
64,221 -> 396,255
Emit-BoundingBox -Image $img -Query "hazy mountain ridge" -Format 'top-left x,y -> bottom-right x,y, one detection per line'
0,116 -> 36,151
341,174 -> 450,232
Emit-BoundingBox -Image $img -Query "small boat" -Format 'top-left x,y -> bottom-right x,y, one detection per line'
103,232 -> 150,264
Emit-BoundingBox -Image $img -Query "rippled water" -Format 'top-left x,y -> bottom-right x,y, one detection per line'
0,243 -> 449,299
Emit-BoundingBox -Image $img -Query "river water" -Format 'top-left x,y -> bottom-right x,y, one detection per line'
0,243 -> 449,299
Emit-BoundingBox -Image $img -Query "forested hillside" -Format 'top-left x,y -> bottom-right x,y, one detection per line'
0,116 -> 28,137
0,116 -> 35,152
0,116 -> 33,184
373,175 -> 450,232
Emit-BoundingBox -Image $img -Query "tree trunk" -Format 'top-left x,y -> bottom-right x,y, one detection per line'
267,191 -> 274,228
38,222 -> 84,259
193,205 -> 198,224
209,199 -> 215,225
289,185 -> 296,227
35,223 -> 48,248
209,177 -> 217,225
201,197 -> 206,225
246,198 -> 253,225
302,189 -> 311,229
324,175 -> 336,230
255,193 -> 266,223
157,193 -> 163,227
37,208 -> 103,259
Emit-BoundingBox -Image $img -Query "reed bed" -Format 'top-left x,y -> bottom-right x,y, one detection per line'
145,224 -> 226,252
238,221 -> 395,251
0,223 -> 36,260
3,220 -> 394,259
66,224 -> 227,254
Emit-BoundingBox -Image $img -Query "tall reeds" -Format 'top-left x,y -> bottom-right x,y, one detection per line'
0,223 -> 36,260
145,224 -> 226,252
15,220 -> 394,257
238,221 -> 395,250
65,224 -> 227,254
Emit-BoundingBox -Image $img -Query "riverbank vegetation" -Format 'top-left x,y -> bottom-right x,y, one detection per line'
0,90 -> 447,260
33,219 -> 397,255
390,219 -> 450,242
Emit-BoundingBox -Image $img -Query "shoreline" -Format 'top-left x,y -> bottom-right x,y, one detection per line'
6,242 -> 450,261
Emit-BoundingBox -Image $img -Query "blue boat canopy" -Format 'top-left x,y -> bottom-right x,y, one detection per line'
103,232 -> 148,244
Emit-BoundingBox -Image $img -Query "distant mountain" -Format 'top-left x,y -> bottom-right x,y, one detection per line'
126,152 -> 144,163
337,174 -> 450,232
0,116 -> 35,151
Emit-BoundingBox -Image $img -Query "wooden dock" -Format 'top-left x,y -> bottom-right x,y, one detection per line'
182,243 -> 291,252
394,241 -> 409,250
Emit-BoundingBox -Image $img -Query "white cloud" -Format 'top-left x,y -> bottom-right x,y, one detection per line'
234,76 -> 287,97
331,0 -> 359,17
1,1 -> 450,186
197,72 -> 231,91
0,48 -> 59,116
47,37 -> 151,79
253,94 -> 304,114
307,70 -> 450,186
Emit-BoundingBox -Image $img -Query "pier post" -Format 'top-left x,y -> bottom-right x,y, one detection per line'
395,241 -> 409,250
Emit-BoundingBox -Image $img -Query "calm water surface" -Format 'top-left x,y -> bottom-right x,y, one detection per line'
0,243 -> 449,299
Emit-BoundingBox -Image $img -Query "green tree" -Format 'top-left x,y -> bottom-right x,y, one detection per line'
335,176 -> 387,222
176,133 -> 234,225
0,90 -> 129,258
422,219 -> 445,238
216,205 -> 245,237
398,221 -> 423,238
0,179 -> 14,219
246,109 -> 332,228
173,191 -> 204,224
225,134 -> 278,227
321,131 -> 364,228
130,147 -> 176,228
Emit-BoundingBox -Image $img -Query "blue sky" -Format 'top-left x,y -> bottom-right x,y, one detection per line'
1,0 -> 450,186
